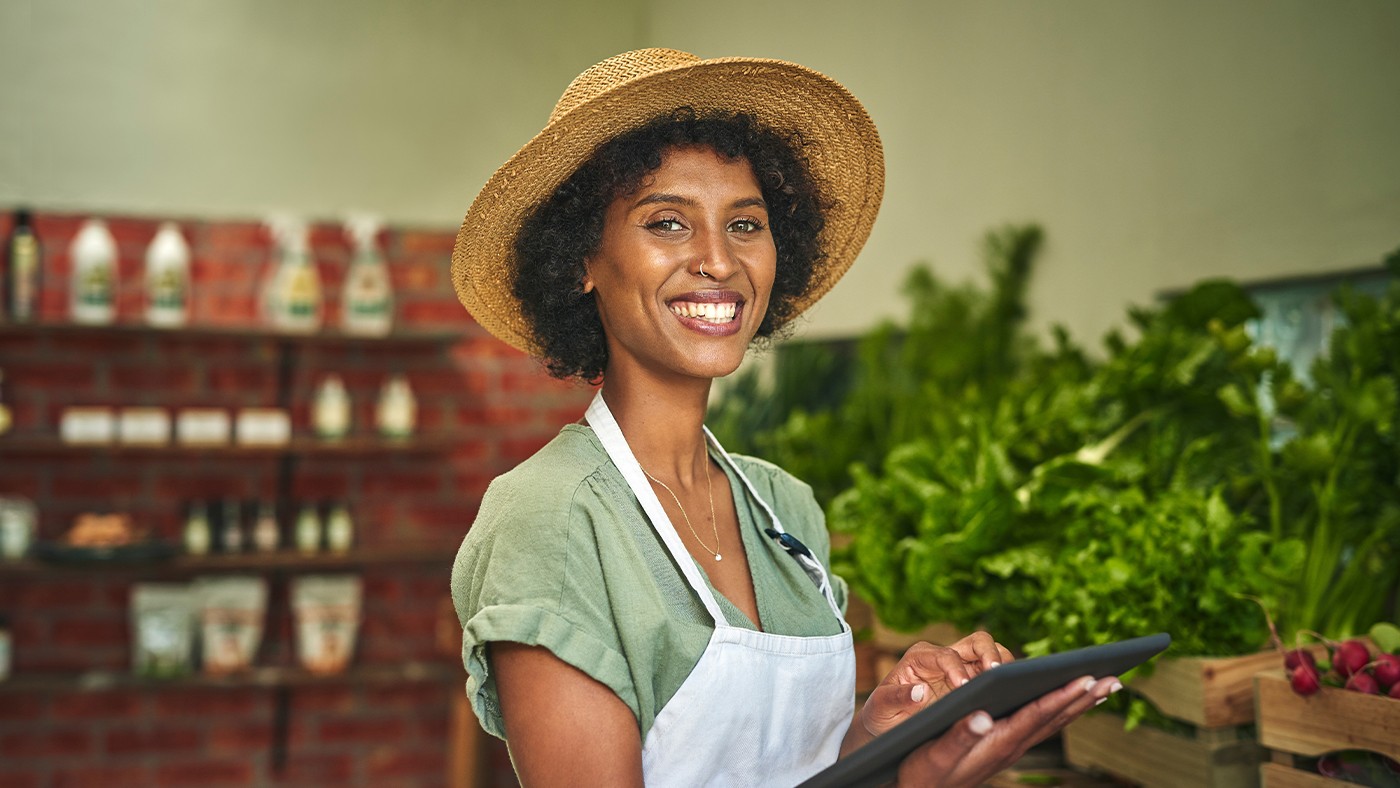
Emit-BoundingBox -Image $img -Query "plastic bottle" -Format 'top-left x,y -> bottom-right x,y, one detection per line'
341,215 -> 393,336
183,502 -> 211,556
375,374 -> 417,439
4,208 -> 42,322
262,217 -> 321,332
312,374 -> 351,440
325,501 -> 354,553
144,223 -> 191,327
69,219 -> 117,324
294,503 -> 322,553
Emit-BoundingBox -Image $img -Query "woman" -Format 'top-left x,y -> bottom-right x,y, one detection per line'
450,49 -> 1119,786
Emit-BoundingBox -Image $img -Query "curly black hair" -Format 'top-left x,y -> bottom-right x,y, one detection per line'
512,108 -> 830,382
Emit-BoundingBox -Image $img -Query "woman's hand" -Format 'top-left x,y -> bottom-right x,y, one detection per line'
895,673 -> 1121,786
843,631 -> 1013,754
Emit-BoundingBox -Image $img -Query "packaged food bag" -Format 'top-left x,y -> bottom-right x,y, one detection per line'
193,575 -> 268,675
291,574 -> 362,674
130,583 -> 196,678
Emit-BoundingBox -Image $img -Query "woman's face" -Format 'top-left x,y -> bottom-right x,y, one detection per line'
583,144 -> 776,384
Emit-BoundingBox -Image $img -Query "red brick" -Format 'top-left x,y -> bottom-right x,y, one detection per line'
151,690 -> 265,717
0,771 -> 42,788
105,725 -> 202,755
202,222 -> 268,255
0,694 -> 47,722
458,405 -> 533,427
0,728 -> 94,758
191,257 -> 257,285
31,213 -> 85,245
206,364 -> 278,395
51,472 -> 147,500
52,765 -> 153,788
367,748 -> 444,779
292,686 -> 354,714
13,583 -> 95,609
9,363 -> 96,391
361,471 -> 441,496
401,300 -> 471,326
154,759 -> 254,785
318,717 -> 408,743
109,363 -> 198,392
52,618 -> 126,648
397,229 -> 456,256
363,683 -> 448,709
103,216 -> 161,248
280,753 -> 354,783
205,722 -> 269,753
50,690 -> 143,720
389,260 -> 442,295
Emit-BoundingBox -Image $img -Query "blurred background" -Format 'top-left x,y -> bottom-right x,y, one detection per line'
1,1 -> 1398,786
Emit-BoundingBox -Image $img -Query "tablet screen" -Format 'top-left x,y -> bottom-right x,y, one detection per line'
799,632 -> 1171,788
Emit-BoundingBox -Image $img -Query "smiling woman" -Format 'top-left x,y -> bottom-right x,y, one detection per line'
448,48 -> 1120,787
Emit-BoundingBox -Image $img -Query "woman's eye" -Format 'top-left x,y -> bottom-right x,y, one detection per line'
729,218 -> 765,233
647,217 -> 686,232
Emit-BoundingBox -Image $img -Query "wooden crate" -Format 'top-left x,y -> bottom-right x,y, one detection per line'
1258,762 -> 1347,788
1255,670 -> 1400,786
1064,711 -> 1264,788
1131,649 -> 1290,728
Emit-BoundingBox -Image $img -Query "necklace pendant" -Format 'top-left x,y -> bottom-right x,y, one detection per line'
714,553 -> 722,561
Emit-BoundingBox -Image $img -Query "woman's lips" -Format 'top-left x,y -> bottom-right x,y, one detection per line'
667,291 -> 746,337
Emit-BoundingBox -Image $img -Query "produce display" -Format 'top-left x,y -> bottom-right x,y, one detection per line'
710,229 -> 1400,669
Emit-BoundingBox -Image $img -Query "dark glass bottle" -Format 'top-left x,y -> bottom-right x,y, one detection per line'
4,209 -> 42,322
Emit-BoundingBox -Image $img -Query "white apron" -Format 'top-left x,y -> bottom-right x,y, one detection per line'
586,392 -> 855,787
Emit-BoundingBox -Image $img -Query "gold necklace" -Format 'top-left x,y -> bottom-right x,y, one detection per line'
642,458 -> 721,561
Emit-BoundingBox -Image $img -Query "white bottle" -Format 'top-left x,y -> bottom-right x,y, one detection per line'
341,215 -> 393,336
295,504 -> 322,553
144,223 -> 191,327
325,502 -> 354,553
312,374 -> 351,440
375,374 -> 417,439
69,219 -> 117,324
183,502 -> 211,556
262,217 -> 321,332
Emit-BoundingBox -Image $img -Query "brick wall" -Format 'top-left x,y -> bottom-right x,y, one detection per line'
0,211 -> 591,786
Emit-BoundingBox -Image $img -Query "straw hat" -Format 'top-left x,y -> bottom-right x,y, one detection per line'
451,48 -> 884,354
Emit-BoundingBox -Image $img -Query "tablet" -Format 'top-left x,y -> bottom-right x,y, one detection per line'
799,632 -> 1171,788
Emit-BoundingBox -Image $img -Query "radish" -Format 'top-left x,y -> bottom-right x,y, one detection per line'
1317,755 -> 1342,778
1344,671 -> 1379,695
1333,639 -> 1371,678
1390,681 -> 1400,699
1373,653 -> 1400,690
1284,648 -> 1316,671
1291,665 -> 1321,696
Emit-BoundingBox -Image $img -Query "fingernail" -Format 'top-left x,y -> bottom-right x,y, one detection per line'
958,677 -> 969,687
1081,678 -> 1095,693
987,661 -> 1001,669
1095,697 -> 1107,706
912,684 -> 927,703
970,712 -> 993,735
1110,681 -> 1123,694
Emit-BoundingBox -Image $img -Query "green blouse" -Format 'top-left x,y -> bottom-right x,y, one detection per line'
451,424 -> 848,741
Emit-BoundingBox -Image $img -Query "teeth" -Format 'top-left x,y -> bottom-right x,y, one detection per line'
670,301 -> 737,323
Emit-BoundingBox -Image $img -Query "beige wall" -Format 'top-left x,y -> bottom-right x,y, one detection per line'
3,1 -> 1398,345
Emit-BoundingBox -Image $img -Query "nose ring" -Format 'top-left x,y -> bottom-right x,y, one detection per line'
698,260 -> 710,278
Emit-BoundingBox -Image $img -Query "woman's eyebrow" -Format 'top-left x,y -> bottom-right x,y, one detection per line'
630,193 -> 768,210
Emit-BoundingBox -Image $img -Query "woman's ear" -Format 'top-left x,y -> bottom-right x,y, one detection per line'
580,259 -> 595,294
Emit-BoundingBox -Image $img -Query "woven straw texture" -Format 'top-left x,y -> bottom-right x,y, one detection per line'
452,48 -> 885,355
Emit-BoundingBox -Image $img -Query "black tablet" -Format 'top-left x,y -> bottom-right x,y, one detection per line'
799,632 -> 1171,788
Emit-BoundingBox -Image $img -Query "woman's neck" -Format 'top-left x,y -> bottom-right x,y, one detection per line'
599,371 -> 712,486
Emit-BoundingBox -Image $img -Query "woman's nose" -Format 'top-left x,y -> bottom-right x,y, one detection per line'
691,227 -> 737,280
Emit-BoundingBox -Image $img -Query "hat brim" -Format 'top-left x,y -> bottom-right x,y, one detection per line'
451,55 -> 884,355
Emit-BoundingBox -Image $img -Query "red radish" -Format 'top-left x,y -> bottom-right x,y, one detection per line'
1318,755 -> 1342,777
1284,648 -> 1316,671
1373,653 -> 1400,689
1345,671 -> 1379,695
1291,665 -> 1321,696
1333,639 -> 1371,677
1390,681 -> 1400,699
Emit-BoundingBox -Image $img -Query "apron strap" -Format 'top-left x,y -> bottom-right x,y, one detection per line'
586,392 -> 728,625
703,425 -> 847,623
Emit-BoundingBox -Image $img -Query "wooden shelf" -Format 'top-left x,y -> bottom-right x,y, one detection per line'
0,542 -> 459,577
0,661 -> 459,694
0,433 -> 465,456
0,320 -> 466,345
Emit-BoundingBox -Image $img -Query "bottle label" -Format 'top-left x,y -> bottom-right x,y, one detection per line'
9,235 -> 39,318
